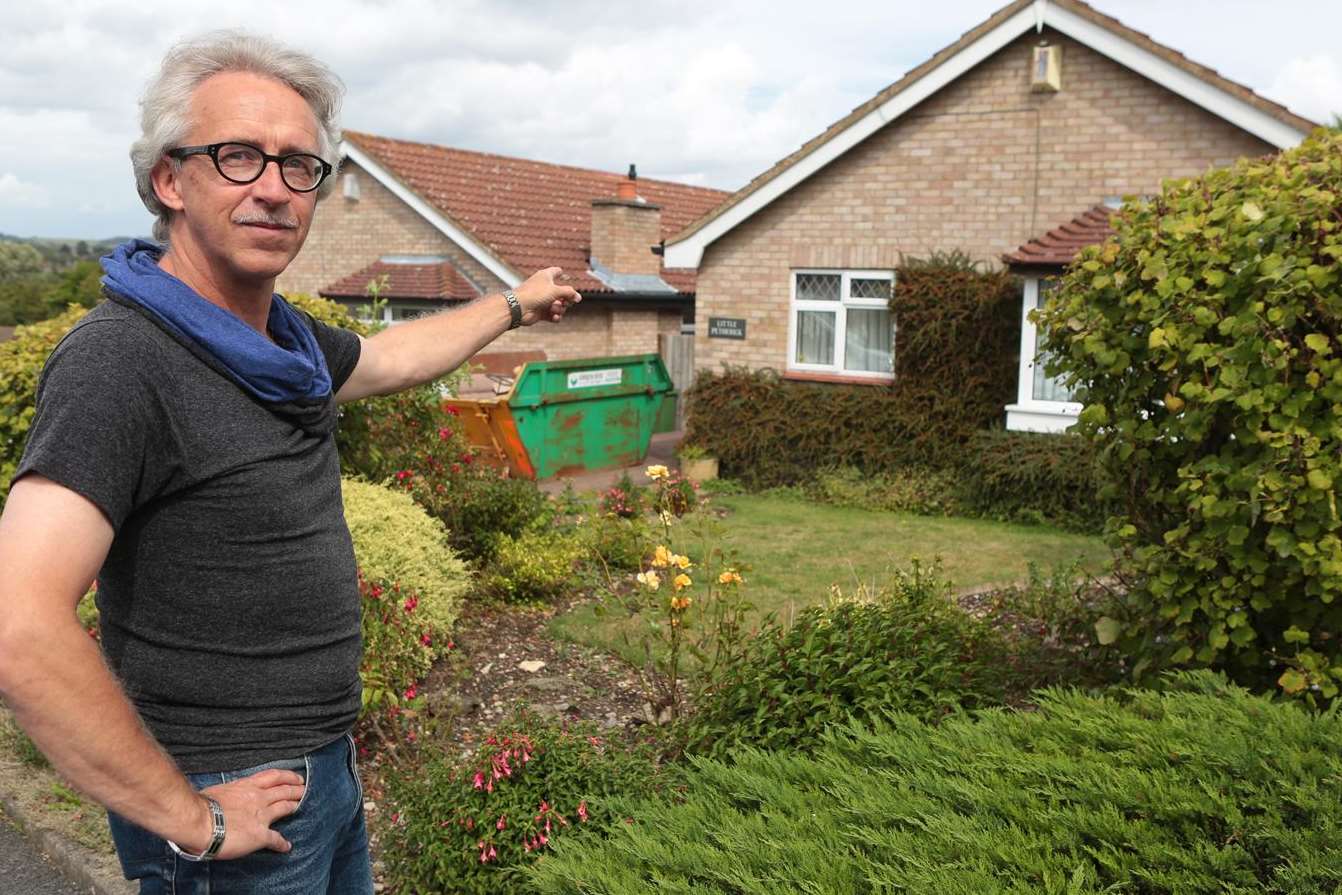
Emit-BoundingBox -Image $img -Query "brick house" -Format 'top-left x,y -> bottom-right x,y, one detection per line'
280,132 -> 728,370
662,0 -> 1318,433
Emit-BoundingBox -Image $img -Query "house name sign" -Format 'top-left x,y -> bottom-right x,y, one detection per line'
708,317 -> 747,340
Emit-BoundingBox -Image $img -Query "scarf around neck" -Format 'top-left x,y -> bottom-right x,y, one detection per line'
100,239 -> 336,435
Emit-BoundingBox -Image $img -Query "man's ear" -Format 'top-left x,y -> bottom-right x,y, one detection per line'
150,158 -> 186,213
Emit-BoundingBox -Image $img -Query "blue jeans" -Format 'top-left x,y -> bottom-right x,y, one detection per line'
108,734 -> 373,894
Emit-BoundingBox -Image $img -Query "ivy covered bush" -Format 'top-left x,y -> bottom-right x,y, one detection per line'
1036,130 -> 1342,697
531,673 -> 1342,894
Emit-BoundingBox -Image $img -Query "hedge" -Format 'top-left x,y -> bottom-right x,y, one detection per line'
530,673 -> 1342,894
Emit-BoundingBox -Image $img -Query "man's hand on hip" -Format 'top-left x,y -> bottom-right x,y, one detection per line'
514,267 -> 582,325
183,768 -> 306,858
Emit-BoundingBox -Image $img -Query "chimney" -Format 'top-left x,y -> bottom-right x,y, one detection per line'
590,163 -> 662,277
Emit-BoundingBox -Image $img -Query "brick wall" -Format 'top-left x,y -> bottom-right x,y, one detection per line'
693,29 -> 1275,377
278,160 -> 509,299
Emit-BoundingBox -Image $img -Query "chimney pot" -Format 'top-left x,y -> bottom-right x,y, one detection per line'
616,178 -> 637,201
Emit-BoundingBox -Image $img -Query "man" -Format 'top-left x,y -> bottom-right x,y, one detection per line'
0,31 -> 579,893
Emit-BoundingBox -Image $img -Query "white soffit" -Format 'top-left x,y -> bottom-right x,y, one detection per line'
663,0 -> 1310,269
339,142 -> 521,288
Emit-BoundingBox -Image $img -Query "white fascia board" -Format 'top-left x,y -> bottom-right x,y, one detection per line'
663,5 -> 1039,268
1042,3 -> 1308,150
340,142 -> 521,288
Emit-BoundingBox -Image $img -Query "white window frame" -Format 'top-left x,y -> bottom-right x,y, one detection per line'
787,269 -> 895,380
1006,276 -> 1083,433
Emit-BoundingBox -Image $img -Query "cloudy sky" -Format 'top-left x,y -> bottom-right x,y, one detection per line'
3,0 -> 1339,239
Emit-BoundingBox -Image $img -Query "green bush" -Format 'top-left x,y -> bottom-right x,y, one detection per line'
814,464 -> 963,516
481,529 -> 586,604
439,473 -> 553,563
383,708 -> 678,895
681,561 -> 1010,758
0,305 -> 91,504
531,673 -> 1342,894
957,429 -> 1112,532
574,512 -> 651,573
341,477 -> 469,642
1036,130 -> 1342,698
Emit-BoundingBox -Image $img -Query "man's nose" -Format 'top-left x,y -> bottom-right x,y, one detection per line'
249,159 -> 292,204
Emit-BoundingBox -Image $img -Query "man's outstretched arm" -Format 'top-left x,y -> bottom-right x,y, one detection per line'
335,266 -> 581,403
0,475 -> 304,859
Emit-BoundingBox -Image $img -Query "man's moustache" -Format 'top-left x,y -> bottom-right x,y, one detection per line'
233,212 -> 299,229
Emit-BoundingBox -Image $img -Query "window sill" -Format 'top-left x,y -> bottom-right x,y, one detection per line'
783,370 -> 894,387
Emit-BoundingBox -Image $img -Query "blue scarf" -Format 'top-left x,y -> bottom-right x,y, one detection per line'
100,239 -> 336,435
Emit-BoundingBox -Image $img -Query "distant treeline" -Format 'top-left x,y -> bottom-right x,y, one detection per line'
0,237 -> 123,326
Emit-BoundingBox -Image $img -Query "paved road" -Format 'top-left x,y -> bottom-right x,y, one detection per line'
0,809 -> 88,895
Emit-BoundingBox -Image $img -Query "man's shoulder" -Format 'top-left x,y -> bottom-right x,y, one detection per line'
44,300 -> 174,390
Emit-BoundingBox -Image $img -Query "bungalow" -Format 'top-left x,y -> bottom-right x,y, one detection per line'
661,0 -> 1317,430
279,132 -> 729,373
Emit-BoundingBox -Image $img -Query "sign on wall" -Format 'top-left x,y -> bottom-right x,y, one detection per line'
708,317 -> 747,340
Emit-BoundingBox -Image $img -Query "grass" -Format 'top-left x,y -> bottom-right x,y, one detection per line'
550,491 -> 1109,668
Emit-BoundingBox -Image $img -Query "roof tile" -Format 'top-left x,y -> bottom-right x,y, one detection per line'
1002,204 -> 1116,268
322,259 -> 480,301
343,131 -> 730,294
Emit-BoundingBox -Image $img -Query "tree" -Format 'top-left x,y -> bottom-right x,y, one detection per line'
1037,129 -> 1342,701
0,242 -> 44,279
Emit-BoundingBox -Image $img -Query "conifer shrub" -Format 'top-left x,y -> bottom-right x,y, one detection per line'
813,464 -> 964,516
382,708 -> 678,895
681,561 -> 1011,758
0,305 -> 89,504
531,673 -> 1342,894
1035,130 -> 1342,698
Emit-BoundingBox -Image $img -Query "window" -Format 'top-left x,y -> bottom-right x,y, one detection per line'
1030,279 -> 1075,402
789,270 -> 894,378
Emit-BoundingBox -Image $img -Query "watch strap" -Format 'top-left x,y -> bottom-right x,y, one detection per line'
169,795 -> 226,862
502,289 -> 523,330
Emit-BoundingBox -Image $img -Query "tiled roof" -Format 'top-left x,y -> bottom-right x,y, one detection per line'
321,259 -> 480,301
1002,205 -> 1115,268
669,0 -> 1318,248
342,130 -> 729,295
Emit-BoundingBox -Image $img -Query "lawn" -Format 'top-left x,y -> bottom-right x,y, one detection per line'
550,491 -> 1109,667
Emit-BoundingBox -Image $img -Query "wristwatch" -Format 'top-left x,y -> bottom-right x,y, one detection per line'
168,795 -> 226,862
502,289 -> 523,330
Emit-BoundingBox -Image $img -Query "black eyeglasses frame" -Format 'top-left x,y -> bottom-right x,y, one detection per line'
166,141 -> 333,193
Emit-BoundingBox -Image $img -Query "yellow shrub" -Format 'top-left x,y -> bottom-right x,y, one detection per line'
341,477 -> 469,644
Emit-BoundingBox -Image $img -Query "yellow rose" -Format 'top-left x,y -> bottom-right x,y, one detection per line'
636,571 -> 662,591
673,573 -> 692,591
652,545 -> 673,568
672,553 -> 692,570
670,595 -> 692,611
646,465 -> 670,480
718,570 -> 743,585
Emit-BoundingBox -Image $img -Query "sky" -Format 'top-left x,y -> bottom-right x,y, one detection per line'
2,0 -> 1339,240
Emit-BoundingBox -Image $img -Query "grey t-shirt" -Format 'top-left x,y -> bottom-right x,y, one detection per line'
14,299 -> 364,773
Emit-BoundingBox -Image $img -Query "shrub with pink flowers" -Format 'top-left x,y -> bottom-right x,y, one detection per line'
382,707 -> 677,895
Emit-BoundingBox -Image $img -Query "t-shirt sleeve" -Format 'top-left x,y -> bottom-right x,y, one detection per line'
304,314 -> 362,394
13,322 -> 174,531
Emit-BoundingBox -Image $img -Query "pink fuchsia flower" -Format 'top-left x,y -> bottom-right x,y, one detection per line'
420,633 -> 432,647
473,772 -> 485,790
403,685 -> 417,700
577,801 -> 589,822
438,427 -> 451,440
496,814 -> 507,831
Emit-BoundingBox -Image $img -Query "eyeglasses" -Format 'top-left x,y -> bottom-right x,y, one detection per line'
166,142 -> 333,193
